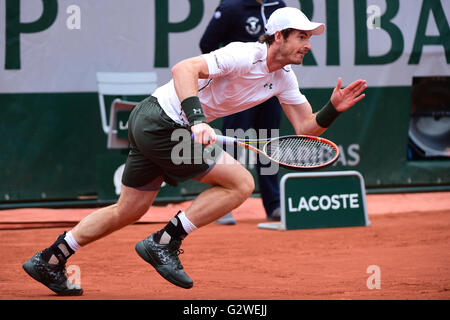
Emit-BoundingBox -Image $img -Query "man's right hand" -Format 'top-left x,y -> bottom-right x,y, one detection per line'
191,123 -> 216,145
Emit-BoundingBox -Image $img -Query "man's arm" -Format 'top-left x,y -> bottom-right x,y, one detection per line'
282,101 -> 325,136
171,56 -> 216,145
282,78 -> 367,136
172,56 -> 210,101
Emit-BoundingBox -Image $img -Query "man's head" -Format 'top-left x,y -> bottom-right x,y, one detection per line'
260,7 -> 324,66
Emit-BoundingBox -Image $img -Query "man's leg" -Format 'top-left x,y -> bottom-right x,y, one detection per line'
23,185 -> 158,295
216,109 -> 254,225
255,97 -> 282,220
71,185 -> 158,246
186,151 -> 255,227
135,152 -> 254,288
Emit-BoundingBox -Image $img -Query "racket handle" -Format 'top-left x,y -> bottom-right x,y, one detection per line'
215,134 -> 236,145
190,133 -> 236,145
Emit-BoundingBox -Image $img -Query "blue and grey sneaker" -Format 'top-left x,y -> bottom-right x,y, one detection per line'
22,252 -> 83,296
214,212 -> 236,225
135,234 -> 193,289
267,208 -> 281,221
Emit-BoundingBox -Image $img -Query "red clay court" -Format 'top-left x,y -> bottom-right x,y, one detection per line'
1,192 -> 449,300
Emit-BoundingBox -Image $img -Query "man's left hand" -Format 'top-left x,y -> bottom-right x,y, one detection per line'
330,78 -> 367,112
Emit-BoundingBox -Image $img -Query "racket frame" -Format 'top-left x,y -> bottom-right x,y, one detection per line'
218,134 -> 340,170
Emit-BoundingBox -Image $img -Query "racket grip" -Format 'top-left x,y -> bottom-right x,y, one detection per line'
215,134 -> 236,145
191,133 -> 236,145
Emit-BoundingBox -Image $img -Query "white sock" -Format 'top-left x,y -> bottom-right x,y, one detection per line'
178,211 -> 197,234
64,231 -> 82,252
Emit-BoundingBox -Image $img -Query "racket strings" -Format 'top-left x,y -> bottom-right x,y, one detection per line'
266,137 -> 337,167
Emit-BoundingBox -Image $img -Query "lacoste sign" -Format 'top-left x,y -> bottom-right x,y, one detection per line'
288,193 -> 360,213
280,171 -> 370,230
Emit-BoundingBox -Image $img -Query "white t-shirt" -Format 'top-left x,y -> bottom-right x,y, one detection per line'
152,41 -> 308,125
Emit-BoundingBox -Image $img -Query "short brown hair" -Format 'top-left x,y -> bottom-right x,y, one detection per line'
258,28 -> 296,45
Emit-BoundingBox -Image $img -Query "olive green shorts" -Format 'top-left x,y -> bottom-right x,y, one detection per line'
121,96 -> 223,190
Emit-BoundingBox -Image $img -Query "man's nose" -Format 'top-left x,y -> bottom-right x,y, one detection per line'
304,39 -> 311,51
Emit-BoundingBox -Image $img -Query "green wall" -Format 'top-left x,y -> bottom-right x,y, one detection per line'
1,87 -> 448,207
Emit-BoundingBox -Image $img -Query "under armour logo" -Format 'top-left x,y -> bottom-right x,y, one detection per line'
264,83 -> 273,90
193,108 -> 203,114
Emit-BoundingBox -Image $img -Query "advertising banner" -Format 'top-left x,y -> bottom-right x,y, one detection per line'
0,0 -> 448,205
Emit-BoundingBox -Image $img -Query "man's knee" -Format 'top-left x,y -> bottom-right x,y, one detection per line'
118,198 -> 150,216
117,186 -> 156,218
236,170 -> 255,200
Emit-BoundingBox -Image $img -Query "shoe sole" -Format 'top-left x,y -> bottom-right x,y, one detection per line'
214,220 -> 236,225
135,241 -> 193,289
22,259 -> 83,296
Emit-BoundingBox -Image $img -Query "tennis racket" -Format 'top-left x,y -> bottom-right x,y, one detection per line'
213,134 -> 340,170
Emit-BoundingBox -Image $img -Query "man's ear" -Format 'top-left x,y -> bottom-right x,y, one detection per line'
274,30 -> 283,43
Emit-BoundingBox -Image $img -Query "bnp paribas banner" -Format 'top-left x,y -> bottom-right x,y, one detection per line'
1,0 -> 448,91
0,0 -> 449,205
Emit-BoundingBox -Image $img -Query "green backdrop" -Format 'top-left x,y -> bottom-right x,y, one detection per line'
1,86 -> 448,208
1,0 -> 449,207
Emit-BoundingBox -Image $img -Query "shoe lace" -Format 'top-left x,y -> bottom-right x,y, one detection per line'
169,247 -> 184,269
61,265 -> 69,278
47,262 -> 69,283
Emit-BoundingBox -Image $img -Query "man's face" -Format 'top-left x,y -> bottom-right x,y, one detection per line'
278,29 -> 312,65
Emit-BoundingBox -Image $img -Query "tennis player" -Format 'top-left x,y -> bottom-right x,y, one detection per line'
23,7 -> 366,294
